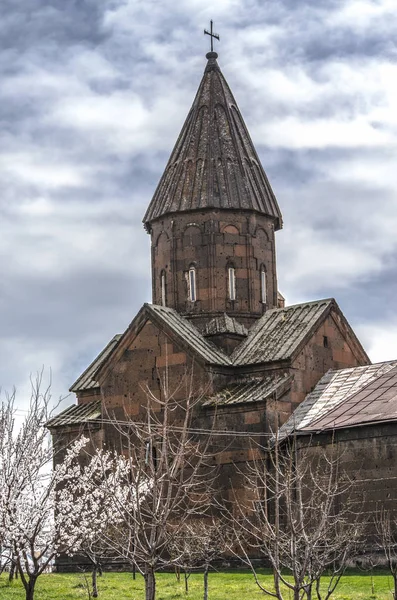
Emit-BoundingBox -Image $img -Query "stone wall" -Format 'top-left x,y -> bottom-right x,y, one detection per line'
290,311 -> 368,409
298,423 -> 397,518
150,209 -> 278,329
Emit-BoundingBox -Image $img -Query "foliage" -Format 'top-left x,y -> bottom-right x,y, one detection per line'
0,378 -> 121,600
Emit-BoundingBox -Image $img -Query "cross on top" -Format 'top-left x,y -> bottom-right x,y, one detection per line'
204,20 -> 220,53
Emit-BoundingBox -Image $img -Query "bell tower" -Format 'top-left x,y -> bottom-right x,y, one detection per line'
143,51 -> 282,332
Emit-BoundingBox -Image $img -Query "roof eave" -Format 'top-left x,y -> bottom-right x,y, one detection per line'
298,416 -> 397,435
46,417 -> 101,431
144,207 -> 281,231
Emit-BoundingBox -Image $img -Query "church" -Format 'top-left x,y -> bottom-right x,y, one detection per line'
48,48 -> 397,517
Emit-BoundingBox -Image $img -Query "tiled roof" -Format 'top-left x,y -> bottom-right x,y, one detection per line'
143,53 -> 282,230
203,375 -> 291,407
70,298 -> 362,397
204,314 -> 248,338
146,304 -> 232,366
232,299 -> 334,365
46,400 -> 102,428
305,364 -> 397,432
278,361 -> 397,440
70,335 -> 122,393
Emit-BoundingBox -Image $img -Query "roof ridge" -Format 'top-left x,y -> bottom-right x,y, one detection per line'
147,304 -> 232,366
266,297 -> 335,313
231,298 -> 335,366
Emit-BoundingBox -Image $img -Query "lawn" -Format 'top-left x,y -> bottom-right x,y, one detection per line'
0,570 -> 396,600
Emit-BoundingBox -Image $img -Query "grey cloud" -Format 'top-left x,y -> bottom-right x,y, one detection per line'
0,0 -> 106,50
1,0 -> 396,404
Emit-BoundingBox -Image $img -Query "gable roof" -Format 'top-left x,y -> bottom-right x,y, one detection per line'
278,361 -> 397,440
46,399 -> 102,429
70,298 -> 368,394
70,335 -> 122,393
232,298 -> 335,365
146,304 -> 232,366
143,53 -> 282,230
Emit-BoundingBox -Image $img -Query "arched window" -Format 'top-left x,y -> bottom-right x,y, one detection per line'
160,271 -> 166,307
228,266 -> 236,301
261,267 -> 267,304
188,266 -> 196,302
223,224 -> 239,235
183,224 -> 201,246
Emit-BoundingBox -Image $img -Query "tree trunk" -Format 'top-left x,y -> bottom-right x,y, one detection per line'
92,566 -> 98,598
9,561 -> 16,582
203,564 -> 209,600
393,573 -> 397,600
24,575 -> 38,600
175,566 -> 180,582
132,563 -> 136,580
184,570 -> 189,594
144,565 -> 156,600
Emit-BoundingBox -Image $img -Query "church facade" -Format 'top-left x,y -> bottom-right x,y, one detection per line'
49,50 -> 396,516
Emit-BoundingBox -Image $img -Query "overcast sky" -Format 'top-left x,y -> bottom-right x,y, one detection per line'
1,0 -> 397,410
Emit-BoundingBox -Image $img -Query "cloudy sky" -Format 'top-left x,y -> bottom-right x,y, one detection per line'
1,0 -> 397,409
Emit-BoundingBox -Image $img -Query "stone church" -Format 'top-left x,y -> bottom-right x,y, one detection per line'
48,50 -> 397,513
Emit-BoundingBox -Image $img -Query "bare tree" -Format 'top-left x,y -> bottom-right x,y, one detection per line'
375,508 -> 397,599
231,435 -> 363,600
170,518 -> 230,599
101,369 -> 216,600
168,523 -> 197,594
70,534 -> 117,598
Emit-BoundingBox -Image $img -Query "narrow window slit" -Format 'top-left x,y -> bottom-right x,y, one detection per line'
228,267 -> 236,301
161,271 -> 166,306
261,268 -> 267,304
189,267 -> 196,302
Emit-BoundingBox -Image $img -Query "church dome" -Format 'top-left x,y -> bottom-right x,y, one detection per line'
143,53 -> 282,230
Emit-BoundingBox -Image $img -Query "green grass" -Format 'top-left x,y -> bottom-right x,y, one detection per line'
1,570 -> 396,600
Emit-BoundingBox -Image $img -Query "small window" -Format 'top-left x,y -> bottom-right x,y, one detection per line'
161,271 -> 166,307
261,269 -> 267,304
145,441 -> 158,470
189,267 -> 196,302
323,335 -> 329,348
228,267 -> 236,301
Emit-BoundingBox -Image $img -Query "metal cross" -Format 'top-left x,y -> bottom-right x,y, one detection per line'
204,20 -> 220,53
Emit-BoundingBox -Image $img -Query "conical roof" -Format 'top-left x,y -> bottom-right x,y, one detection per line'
143,52 -> 282,230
